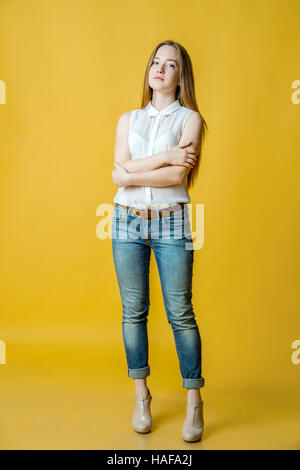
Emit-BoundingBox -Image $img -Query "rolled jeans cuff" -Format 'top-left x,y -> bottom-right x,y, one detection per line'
182,377 -> 205,389
128,366 -> 150,379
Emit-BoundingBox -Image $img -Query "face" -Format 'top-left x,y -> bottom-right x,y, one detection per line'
148,45 -> 180,94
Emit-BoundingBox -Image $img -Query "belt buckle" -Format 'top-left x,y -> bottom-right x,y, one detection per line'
132,208 -> 144,218
133,208 -> 151,218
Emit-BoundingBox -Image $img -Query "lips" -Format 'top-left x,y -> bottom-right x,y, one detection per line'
154,77 -> 164,80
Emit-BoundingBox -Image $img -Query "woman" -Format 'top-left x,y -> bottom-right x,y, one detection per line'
111,40 -> 208,442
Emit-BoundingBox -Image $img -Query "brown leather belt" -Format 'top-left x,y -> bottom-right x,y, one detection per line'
116,202 -> 186,219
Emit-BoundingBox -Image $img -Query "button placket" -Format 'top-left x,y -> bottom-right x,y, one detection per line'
145,113 -> 162,207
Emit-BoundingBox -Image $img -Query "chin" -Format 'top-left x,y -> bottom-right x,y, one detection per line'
151,82 -> 165,89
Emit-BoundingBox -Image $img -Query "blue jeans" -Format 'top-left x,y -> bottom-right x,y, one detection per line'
111,203 -> 205,389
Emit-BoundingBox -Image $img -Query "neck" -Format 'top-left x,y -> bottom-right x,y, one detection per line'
151,93 -> 177,111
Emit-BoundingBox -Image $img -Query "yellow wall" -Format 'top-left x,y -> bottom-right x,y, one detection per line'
1,0 -> 300,396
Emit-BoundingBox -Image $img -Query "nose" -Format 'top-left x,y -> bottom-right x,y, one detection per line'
156,64 -> 164,74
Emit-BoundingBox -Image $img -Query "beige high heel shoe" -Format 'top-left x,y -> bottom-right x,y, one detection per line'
182,400 -> 204,442
132,387 -> 152,433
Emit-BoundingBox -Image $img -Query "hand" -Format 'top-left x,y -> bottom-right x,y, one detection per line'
167,141 -> 199,167
112,161 -> 130,187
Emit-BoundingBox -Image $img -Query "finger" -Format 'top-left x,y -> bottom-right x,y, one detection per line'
180,141 -> 192,148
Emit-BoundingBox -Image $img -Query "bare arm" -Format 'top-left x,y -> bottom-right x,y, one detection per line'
123,114 -> 202,187
114,112 -> 170,173
112,110 -> 201,188
123,152 -> 171,173
123,112 -> 202,187
126,165 -> 182,188
176,111 -> 203,184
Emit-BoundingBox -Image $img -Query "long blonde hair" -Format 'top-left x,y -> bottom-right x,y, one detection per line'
140,40 -> 208,190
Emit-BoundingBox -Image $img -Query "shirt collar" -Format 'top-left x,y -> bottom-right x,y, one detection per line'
145,99 -> 181,117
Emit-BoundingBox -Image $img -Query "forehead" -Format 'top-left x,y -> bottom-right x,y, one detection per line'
155,45 -> 177,60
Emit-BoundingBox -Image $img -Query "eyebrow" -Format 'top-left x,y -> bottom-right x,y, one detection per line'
154,56 -> 177,63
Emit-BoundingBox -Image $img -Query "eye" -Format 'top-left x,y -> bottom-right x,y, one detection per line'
152,60 -> 175,68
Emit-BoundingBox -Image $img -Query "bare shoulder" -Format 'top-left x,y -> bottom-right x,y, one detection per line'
119,110 -> 131,121
180,110 -> 203,141
117,111 -> 130,134
186,110 -> 203,125
114,111 -> 133,165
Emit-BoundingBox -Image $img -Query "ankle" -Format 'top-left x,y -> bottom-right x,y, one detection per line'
187,388 -> 202,405
134,379 -> 149,398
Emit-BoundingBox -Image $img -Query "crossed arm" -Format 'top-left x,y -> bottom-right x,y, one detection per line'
112,110 -> 202,187
124,164 -> 182,188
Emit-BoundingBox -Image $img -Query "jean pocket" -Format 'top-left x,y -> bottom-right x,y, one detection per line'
162,211 -> 192,238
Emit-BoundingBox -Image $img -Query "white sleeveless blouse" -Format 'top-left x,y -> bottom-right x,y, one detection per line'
113,99 -> 193,209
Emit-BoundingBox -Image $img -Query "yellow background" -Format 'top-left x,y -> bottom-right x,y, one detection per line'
0,0 -> 300,450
